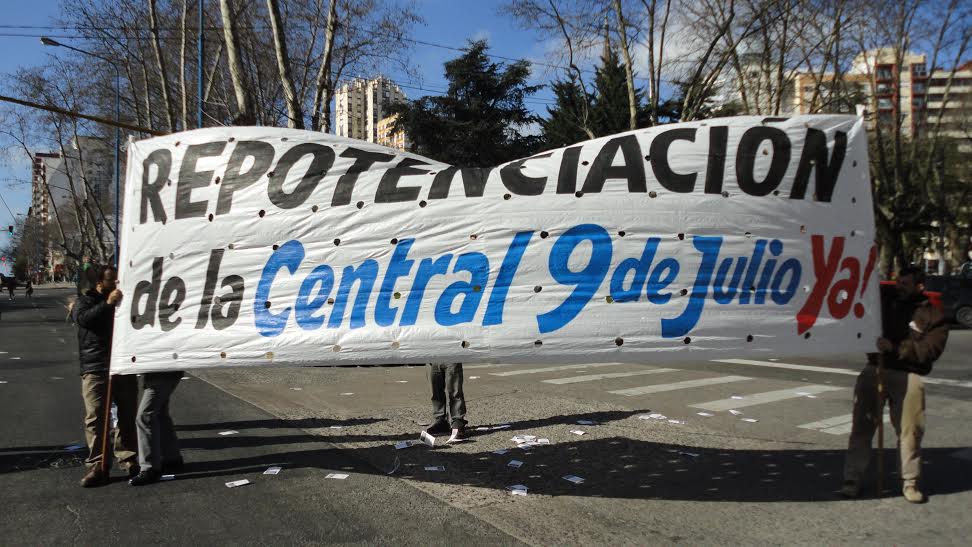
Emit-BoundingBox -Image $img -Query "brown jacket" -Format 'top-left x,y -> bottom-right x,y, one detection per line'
867,284 -> 949,375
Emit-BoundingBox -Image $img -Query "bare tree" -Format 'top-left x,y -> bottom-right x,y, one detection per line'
641,0 -> 673,124
148,0 -> 177,131
266,0 -> 304,128
612,0 -> 638,129
220,0 -> 256,124
311,0 -> 338,132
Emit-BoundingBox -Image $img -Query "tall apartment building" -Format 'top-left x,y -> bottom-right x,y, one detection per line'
29,151 -> 70,279
772,49 -> 927,135
847,48 -> 928,137
925,60 -> 972,146
30,152 -> 68,227
334,77 -> 407,143
375,114 -> 409,151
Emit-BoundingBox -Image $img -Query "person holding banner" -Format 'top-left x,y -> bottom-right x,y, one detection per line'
425,363 -> 468,441
841,267 -> 948,503
130,371 -> 185,486
73,264 -> 140,487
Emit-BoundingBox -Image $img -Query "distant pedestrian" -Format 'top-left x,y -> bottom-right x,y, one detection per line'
424,363 -> 468,441
73,264 -> 140,487
129,371 -> 185,486
5,277 -> 14,300
25,280 -> 33,299
841,266 -> 949,503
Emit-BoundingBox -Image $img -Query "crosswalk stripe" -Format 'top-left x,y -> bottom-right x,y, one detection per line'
608,375 -> 750,396
713,358 -> 972,389
799,412 -> 892,435
463,363 -> 516,369
542,368 -> 680,385
690,385 -> 844,411
712,358 -> 859,376
797,414 -> 855,430
489,363 -> 628,377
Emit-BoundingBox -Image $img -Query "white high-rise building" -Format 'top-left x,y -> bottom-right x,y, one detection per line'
334,77 -> 406,143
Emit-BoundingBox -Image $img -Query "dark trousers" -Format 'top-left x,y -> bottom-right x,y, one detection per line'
136,372 -> 183,472
80,372 -> 139,471
428,363 -> 466,429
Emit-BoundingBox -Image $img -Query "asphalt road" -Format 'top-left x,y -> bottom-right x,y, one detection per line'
2,287 -> 971,545
0,288 -> 519,545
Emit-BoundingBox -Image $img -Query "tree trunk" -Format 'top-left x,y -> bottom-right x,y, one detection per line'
612,0 -> 638,130
139,58 -> 154,130
148,0 -> 176,132
219,0 -> 255,124
312,0 -> 338,132
266,0 -> 304,129
180,0 -> 190,130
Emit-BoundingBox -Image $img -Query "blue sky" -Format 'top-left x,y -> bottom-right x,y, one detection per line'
0,0 -> 564,270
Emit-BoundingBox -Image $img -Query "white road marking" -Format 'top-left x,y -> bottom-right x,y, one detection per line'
712,358 -> 972,389
609,375 -> 750,396
712,358 -> 860,376
798,412 -> 891,435
490,363 -> 627,377
542,368 -> 679,385
691,385 -> 844,411
464,363 -> 516,369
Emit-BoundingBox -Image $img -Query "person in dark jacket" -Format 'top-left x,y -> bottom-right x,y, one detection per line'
73,264 -> 140,487
841,266 -> 949,503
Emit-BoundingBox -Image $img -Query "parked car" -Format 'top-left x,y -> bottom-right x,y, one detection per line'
925,263 -> 972,328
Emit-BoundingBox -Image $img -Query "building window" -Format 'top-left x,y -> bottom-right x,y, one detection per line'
877,97 -> 894,109
912,64 -> 927,77
876,66 -> 894,80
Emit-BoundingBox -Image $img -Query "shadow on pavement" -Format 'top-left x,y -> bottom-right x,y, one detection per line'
149,411 -> 972,502
175,417 -> 387,432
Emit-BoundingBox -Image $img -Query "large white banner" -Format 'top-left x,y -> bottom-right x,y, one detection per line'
111,116 -> 879,374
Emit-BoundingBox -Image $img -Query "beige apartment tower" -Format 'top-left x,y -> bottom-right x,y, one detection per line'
334,77 -> 407,143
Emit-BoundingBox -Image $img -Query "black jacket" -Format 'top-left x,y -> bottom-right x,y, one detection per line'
867,284 -> 949,375
73,289 -> 115,374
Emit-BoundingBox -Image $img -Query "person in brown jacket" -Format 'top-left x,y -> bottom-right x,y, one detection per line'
841,266 -> 949,503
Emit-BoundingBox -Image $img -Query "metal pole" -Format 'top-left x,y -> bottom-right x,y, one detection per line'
113,66 -> 120,267
99,375 -> 115,475
876,360 -> 885,497
0,94 -> 161,135
198,0 -> 204,128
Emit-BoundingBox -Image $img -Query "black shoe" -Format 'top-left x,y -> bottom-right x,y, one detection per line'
163,458 -> 185,472
125,464 -> 141,480
129,469 -> 163,486
425,421 -> 451,436
447,427 -> 469,442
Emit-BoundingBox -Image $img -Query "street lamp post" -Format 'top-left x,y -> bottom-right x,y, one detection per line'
41,37 -> 121,267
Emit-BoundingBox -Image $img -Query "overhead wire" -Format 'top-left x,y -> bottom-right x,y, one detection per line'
0,22 -> 673,86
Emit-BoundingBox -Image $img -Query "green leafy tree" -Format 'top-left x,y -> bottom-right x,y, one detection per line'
590,46 -> 641,137
540,75 -> 592,149
391,40 -> 542,167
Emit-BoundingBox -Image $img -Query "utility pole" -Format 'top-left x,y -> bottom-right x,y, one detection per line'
935,145 -> 947,275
